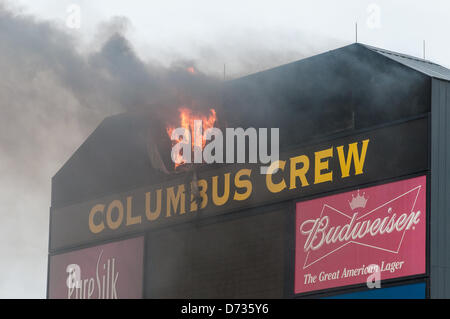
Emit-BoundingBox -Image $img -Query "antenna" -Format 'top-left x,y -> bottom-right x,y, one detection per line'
355,22 -> 358,43
423,40 -> 426,59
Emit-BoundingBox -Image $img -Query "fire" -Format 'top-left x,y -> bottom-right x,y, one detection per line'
166,107 -> 217,169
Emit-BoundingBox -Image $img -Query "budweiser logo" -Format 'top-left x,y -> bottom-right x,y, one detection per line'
348,190 -> 368,210
299,185 -> 422,269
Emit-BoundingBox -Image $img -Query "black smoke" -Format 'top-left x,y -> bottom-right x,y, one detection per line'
0,3 -> 340,297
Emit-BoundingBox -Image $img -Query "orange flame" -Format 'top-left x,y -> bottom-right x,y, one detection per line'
166,107 -> 217,169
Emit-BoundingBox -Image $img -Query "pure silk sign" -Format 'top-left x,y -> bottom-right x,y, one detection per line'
294,176 -> 426,294
48,236 -> 144,299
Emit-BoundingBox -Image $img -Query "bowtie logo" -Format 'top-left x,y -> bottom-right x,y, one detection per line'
299,185 -> 422,269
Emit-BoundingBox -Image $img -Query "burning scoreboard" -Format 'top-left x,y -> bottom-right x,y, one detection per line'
48,43 -> 450,298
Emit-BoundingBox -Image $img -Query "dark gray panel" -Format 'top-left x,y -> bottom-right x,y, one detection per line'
431,78 -> 450,298
144,207 -> 286,298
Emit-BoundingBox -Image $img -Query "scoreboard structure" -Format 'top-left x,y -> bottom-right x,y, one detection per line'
47,43 -> 450,299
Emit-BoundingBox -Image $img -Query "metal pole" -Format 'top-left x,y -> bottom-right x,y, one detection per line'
423,40 -> 426,59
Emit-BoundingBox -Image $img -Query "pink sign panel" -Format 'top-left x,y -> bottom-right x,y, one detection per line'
48,236 -> 144,299
295,176 -> 426,294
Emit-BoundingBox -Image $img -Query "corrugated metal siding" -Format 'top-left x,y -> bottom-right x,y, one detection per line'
364,44 -> 450,81
431,78 -> 450,297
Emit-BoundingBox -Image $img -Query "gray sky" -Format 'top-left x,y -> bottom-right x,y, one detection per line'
10,0 -> 450,69
1,0 -> 449,298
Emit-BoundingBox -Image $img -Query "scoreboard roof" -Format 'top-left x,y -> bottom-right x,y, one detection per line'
51,43 -> 443,208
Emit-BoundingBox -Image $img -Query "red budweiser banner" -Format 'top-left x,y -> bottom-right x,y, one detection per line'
295,176 -> 426,294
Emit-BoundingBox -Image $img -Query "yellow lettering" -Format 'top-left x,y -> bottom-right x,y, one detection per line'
212,174 -> 230,206
125,196 -> 141,226
167,185 -> 186,217
89,204 -> 105,234
145,190 -> 162,221
337,139 -> 369,178
266,160 -> 287,193
106,200 -> 124,230
190,179 -> 208,212
290,155 -> 310,189
314,147 -> 333,184
234,169 -> 252,201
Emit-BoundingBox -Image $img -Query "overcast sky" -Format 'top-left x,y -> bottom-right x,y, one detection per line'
10,0 -> 450,68
1,0 -> 450,298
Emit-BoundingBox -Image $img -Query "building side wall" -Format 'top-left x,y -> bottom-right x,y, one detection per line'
431,78 -> 450,298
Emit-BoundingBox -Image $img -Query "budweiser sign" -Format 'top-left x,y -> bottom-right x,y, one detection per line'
295,176 -> 426,294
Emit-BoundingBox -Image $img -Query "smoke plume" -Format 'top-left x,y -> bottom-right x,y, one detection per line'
0,3 -> 340,297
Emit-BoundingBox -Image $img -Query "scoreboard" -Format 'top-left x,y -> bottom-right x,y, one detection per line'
48,117 -> 429,298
